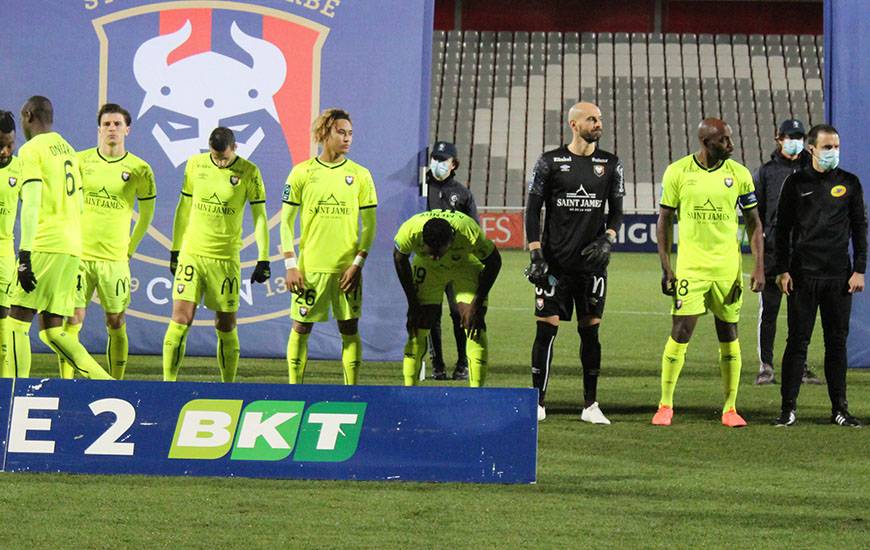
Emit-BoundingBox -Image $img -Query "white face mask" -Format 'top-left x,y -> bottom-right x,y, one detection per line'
429,159 -> 452,181
782,138 -> 804,156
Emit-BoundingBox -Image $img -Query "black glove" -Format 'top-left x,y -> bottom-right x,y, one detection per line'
17,250 -> 37,293
580,234 -> 614,270
523,248 -> 550,287
250,260 -> 271,284
169,250 -> 179,276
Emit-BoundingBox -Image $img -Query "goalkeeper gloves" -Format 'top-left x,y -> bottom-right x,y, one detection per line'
169,250 -> 179,276
251,260 -> 271,284
524,248 -> 550,287
17,250 -> 37,293
580,233 -> 615,270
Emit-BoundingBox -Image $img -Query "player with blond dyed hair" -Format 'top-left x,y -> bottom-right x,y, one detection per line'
281,109 -> 378,384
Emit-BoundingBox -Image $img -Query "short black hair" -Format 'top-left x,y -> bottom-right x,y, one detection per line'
24,96 -> 53,124
209,127 -> 236,152
422,218 -> 454,250
807,124 -> 838,146
0,111 -> 14,134
98,103 -> 132,126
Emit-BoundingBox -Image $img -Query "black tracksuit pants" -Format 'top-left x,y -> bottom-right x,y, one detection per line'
758,276 -> 783,366
781,275 -> 852,411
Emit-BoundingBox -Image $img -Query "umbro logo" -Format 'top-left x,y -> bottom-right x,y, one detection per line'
560,164 -> 571,172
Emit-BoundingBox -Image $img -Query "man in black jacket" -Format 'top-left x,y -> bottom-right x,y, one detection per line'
773,124 -> 867,427
425,141 -> 479,380
753,119 -> 821,385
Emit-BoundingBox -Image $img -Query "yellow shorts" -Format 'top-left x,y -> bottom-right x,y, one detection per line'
11,252 -> 80,317
75,259 -> 131,313
173,252 -> 241,313
0,254 -> 15,309
671,277 -> 743,323
290,271 -> 362,323
412,253 -> 484,306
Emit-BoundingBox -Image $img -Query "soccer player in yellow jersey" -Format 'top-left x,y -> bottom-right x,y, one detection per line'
393,210 -> 501,387
0,111 -> 23,376
162,127 -> 270,382
8,96 -> 112,379
653,118 -> 764,427
281,109 -> 377,384
58,104 -> 156,380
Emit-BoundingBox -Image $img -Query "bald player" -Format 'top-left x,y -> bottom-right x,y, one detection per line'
8,96 -> 112,379
653,118 -> 764,427
524,102 -> 625,424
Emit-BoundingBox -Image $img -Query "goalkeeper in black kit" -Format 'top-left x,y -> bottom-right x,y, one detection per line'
524,102 -> 625,424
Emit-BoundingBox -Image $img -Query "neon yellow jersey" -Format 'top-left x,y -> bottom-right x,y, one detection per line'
394,209 -> 495,261
0,156 -> 23,257
179,153 -> 265,260
78,148 -> 156,261
660,154 -> 757,280
284,157 -> 378,273
18,132 -> 82,255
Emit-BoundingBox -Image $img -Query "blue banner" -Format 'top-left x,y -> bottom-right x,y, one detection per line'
0,0 -> 432,360
0,379 -> 537,483
826,0 -> 870,367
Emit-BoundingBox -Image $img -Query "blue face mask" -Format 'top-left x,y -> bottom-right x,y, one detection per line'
782,138 -> 804,156
816,148 -> 840,171
429,159 -> 452,181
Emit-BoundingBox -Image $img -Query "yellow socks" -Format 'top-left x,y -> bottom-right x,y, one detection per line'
719,339 -> 742,413
341,333 -> 362,385
9,318 -> 32,378
402,329 -> 430,386
660,336 -> 688,408
39,326 -> 113,380
216,328 -> 240,382
287,330 -> 309,384
162,321 -> 190,381
466,329 -> 488,387
58,321 -> 81,379
107,323 -> 129,380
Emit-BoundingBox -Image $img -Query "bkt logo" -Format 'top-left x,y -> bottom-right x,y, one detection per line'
169,399 -> 367,462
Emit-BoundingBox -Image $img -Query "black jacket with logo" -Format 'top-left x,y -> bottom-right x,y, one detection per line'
525,145 -> 625,274
426,171 -> 478,222
754,149 -> 809,276
774,165 -> 868,278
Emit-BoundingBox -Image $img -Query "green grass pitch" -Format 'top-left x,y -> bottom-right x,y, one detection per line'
1,251 -> 868,548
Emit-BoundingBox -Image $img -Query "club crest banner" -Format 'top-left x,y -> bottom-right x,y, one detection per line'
0,0 -> 433,360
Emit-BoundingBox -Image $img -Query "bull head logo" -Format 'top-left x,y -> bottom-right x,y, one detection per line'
133,20 -> 287,167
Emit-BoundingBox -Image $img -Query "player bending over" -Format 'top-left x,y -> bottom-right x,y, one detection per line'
393,210 -> 501,387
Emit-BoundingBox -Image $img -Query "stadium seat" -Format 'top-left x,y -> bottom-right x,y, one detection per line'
430,31 -> 825,213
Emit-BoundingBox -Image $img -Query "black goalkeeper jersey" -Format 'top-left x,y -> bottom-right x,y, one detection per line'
528,145 -> 625,274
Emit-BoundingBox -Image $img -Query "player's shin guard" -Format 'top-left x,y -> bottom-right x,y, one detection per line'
287,330 -> 309,384
107,323 -> 129,380
216,328 -> 240,383
40,327 -> 113,380
466,329 -> 488,387
719,339 -> 742,412
660,337 -> 688,408
9,318 -> 32,378
402,329 -> 430,386
162,321 -> 189,381
341,333 -> 362,385
579,324 -> 602,405
0,316 -> 9,378
58,322 -> 81,379
532,322 -> 558,405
